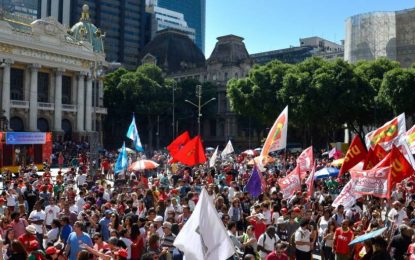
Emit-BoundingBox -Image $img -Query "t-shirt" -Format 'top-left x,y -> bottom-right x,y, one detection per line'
295,227 -> 311,252
29,210 -> 46,234
258,233 -> 280,259
67,232 -> 93,260
250,219 -> 267,240
44,205 -> 60,226
266,251 -> 289,260
334,227 -> 353,255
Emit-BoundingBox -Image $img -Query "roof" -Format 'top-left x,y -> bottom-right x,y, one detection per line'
139,28 -> 206,74
208,34 -> 251,65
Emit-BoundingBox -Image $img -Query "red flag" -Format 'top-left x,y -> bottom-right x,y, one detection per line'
377,146 -> 415,190
363,144 -> 387,170
339,135 -> 367,176
278,166 -> 301,199
167,131 -> 190,156
172,136 -> 206,166
296,146 -> 313,180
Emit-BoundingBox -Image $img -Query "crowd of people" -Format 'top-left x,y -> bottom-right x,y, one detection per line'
0,146 -> 414,260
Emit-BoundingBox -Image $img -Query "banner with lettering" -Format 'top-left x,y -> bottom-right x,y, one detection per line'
296,146 -> 314,180
6,132 -> 46,144
365,113 -> 406,151
332,180 -> 361,209
278,166 -> 301,199
350,166 -> 391,199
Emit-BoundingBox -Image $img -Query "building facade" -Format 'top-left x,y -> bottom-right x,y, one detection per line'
38,0 -> 71,27
345,8 -> 415,67
251,36 -> 344,65
0,0 -> 39,22
156,0 -> 205,53
145,4 -> 196,43
0,5 -> 107,141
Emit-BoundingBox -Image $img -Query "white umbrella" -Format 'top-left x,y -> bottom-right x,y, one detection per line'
118,147 -> 136,154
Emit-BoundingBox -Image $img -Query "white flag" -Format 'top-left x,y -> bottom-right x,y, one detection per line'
174,188 -> 235,260
209,146 -> 219,168
328,147 -> 336,158
221,140 -> 234,157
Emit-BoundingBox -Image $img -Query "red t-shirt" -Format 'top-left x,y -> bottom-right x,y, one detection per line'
266,252 -> 288,260
334,227 -> 354,254
249,219 -> 267,240
18,234 -> 37,252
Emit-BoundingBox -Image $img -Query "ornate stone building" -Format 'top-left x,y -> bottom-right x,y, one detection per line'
140,30 -> 254,147
0,5 -> 107,142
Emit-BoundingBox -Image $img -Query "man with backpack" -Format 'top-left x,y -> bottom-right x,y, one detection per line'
258,226 -> 281,259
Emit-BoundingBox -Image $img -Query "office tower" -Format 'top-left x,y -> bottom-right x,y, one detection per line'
156,0 -> 205,53
38,0 -> 71,26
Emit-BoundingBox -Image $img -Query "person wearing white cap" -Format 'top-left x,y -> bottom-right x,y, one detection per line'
154,216 -> 164,237
388,201 -> 408,227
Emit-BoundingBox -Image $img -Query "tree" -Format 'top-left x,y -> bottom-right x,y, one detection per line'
378,67 -> 415,115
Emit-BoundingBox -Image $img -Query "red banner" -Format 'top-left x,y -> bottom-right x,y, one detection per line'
296,146 -> 313,180
339,135 -> 367,176
42,133 -> 53,164
278,166 -> 301,199
350,166 -> 391,198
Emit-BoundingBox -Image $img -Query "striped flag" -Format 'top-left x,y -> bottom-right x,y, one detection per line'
114,142 -> 128,174
126,115 -> 144,152
261,106 -> 288,157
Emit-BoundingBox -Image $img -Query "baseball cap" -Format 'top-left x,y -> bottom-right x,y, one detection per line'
293,207 -> 301,213
154,216 -> 163,222
115,248 -> 128,258
46,246 -> 60,255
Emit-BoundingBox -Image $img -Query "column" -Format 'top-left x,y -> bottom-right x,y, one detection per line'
29,64 -> 41,131
51,0 -> 59,19
85,75 -> 93,132
76,72 -> 86,132
62,0 -> 71,27
2,59 -> 13,123
54,68 -> 64,131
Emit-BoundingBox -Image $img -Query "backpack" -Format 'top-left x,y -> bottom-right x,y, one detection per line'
289,233 -> 296,247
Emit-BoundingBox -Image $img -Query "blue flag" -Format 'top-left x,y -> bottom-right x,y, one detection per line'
244,167 -> 262,197
114,142 -> 128,174
126,115 -> 144,152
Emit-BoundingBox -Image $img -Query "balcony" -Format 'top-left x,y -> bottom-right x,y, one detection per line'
11,100 -> 29,109
62,104 -> 77,112
38,102 -> 54,110
95,107 -> 108,114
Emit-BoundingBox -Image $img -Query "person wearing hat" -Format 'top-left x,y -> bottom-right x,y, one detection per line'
246,213 -> 267,240
258,226 -> 281,259
45,246 -> 60,259
160,221 -> 176,253
18,225 -> 37,252
275,217 -> 289,242
99,209 -> 112,242
153,215 -> 164,237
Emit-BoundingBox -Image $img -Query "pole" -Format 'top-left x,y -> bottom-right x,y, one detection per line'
172,85 -> 175,139
197,85 -> 202,136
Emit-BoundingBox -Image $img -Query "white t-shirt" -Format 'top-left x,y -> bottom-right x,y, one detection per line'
29,210 -> 46,234
6,194 -> 16,207
258,233 -> 280,259
44,205 -> 60,226
44,227 -> 59,248
388,208 -> 407,226
295,227 -> 311,252
76,174 -> 87,186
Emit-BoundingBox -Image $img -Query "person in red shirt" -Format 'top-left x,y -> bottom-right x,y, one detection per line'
246,213 -> 267,240
333,219 -> 354,259
266,243 -> 289,260
18,225 -> 37,252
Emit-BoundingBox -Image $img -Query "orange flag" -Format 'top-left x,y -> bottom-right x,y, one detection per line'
363,144 -> 387,170
339,135 -> 367,176
172,136 -> 206,166
167,131 -> 190,156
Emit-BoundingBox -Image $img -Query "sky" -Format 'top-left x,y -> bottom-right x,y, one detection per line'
205,0 -> 415,57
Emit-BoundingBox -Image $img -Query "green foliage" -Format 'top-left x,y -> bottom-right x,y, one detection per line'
226,57 -> 413,146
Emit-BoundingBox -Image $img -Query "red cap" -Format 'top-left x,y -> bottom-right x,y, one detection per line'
281,208 -> 288,213
29,240 -> 39,250
45,246 -> 60,255
83,203 -> 91,210
293,207 -> 301,213
115,248 -> 128,258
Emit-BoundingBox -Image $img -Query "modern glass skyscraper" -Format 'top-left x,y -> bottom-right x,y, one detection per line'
157,0 -> 205,53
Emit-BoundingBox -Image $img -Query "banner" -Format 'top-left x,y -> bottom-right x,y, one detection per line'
42,133 -> 53,163
405,124 -> 415,154
350,166 -> 391,198
261,106 -> 288,156
278,166 -> 301,199
365,113 -> 406,150
296,146 -> 313,180
332,180 -> 361,209
6,132 -> 46,144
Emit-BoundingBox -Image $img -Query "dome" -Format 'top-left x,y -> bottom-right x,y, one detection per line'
138,28 -> 206,73
69,4 -> 105,53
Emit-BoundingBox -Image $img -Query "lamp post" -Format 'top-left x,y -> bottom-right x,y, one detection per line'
172,84 -> 175,139
0,110 -> 8,131
185,85 -> 216,136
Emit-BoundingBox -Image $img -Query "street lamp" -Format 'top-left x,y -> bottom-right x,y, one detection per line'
185,85 -> 216,136
0,110 -> 8,131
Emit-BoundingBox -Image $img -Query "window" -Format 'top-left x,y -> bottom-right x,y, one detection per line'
38,72 -> 49,102
62,76 -> 71,104
10,68 -> 24,100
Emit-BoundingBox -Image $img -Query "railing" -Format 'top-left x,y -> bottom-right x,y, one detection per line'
62,104 -> 77,112
38,102 -> 54,110
10,100 -> 29,109
95,107 -> 108,114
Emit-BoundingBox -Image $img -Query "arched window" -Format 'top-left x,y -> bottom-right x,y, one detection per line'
37,118 -> 49,132
10,117 -> 24,132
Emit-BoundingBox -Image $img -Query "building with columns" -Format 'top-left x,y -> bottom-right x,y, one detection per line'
0,5 -> 107,142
